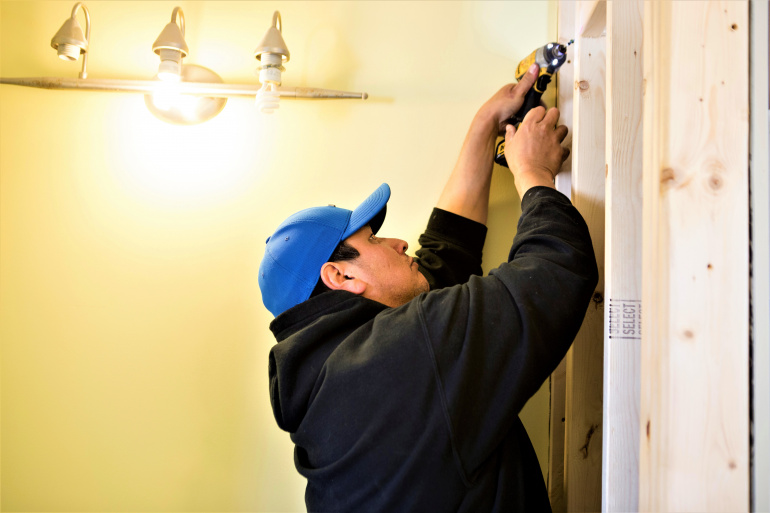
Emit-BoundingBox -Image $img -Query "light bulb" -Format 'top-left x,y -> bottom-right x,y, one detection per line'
256,53 -> 282,114
157,49 -> 183,82
145,64 -> 227,125
256,82 -> 280,114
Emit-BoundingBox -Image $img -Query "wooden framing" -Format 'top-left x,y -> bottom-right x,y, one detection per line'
601,1 -> 643,511
552,1 -> 754,511
548,3 -> 575,511
640,1 -> 749,511
576,0 -> 606,39
564,24 -> 605,513
551,2 -> 607,511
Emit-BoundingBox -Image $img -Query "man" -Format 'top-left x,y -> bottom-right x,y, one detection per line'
258,64 -> 598,512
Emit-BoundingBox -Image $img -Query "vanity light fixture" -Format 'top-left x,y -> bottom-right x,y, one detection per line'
1,5 -> 368,125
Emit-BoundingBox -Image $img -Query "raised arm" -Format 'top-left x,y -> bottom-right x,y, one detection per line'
435,64 -> 540,225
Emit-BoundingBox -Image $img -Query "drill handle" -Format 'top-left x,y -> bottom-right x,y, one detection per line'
494,80 -> 549,167
512,75 -> 550,125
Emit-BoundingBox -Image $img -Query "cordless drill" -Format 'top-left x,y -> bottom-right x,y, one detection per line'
494,40 -> 573,167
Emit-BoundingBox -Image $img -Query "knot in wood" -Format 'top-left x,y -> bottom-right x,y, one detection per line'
660,167 -> 676,183
579,424 -> 599,459
703,160 -> 727,195
577,80 -> 590,91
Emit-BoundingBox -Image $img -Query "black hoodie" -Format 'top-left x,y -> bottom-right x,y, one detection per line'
268,186 -> 598,512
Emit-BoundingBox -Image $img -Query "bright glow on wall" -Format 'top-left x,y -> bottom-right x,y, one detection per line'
106,95 -> 274,207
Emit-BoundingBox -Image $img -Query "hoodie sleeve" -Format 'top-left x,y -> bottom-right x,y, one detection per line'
415,208 -> 488,290
415,186 -> 599,482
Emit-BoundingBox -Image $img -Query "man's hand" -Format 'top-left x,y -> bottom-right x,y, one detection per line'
504,106 -> 569,199
476,64 -> 540,134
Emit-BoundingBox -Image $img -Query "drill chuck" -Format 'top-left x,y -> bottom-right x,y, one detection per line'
516,43 -> 569,80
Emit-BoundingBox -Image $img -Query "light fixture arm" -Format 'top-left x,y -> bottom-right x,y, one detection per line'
71,2 -> 90,79
171,7 -> 185,39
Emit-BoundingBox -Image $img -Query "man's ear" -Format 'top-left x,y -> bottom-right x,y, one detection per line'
319,261 -> 366,295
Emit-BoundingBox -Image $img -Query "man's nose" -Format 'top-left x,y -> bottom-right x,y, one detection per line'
388,238 -> 408,254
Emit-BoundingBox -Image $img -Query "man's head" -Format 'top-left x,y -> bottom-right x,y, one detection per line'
258,183 -> 429,317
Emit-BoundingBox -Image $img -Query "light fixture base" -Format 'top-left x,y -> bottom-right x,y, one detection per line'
144,64 -> 227,125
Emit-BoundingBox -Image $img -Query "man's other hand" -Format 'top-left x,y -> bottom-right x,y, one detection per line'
504,106 -> 569,199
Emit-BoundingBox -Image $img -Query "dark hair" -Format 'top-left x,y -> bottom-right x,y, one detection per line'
309,239 -> 360,297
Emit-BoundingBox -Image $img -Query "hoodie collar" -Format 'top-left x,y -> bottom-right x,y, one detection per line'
267,291 -> 388,432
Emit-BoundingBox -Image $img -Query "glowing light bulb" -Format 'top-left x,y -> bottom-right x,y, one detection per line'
151,80 -> 177,111
145,64 -> 226,125
157,49 -> 183,82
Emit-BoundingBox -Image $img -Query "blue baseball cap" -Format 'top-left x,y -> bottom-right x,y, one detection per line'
258,183 -> 391,317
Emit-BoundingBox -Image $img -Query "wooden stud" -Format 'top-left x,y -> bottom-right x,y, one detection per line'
640,1 -> 749,511
564,2 -> 606,511
554,0 -> 575,201
548,3 -> 576,512
601,1 -> 643,511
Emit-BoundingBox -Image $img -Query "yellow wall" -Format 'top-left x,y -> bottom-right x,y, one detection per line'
0,1 -> 554,510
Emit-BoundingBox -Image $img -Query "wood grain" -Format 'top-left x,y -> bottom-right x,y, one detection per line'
564,3 -> 606,510
640,1 -> 749,511
602,1 -> 643,511
577,0 -> 606,38
548,3 -> 576,511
